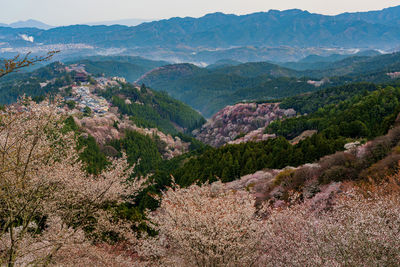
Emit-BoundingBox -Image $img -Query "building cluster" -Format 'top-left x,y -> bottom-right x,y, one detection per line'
94,77 -> 119,88
65,64 -> 89,83
62,64 -> 130,115
387,72 -> 400,79
307,79 -> 328,87
67,86 -> 109,114
112,76 -> 127,83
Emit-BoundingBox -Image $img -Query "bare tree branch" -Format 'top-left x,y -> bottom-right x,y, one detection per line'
0,51 -> 59,78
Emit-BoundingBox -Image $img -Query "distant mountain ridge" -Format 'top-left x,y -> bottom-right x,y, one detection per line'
1,6 -> 400,49
86,18 -> 153,27
279,50 -> 382,71
335,5 -> 400,27
0,19 -> 53,29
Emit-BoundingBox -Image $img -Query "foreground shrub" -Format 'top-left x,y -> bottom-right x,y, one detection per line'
279,166 -> 320,190
360,151 -> 400,182
319,151 -> 357,171
319,165 -> 358,184
262,177 -> 400,266
139,182 -> 267,266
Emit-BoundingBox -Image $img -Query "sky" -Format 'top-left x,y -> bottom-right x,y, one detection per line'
0,0 -> 399,26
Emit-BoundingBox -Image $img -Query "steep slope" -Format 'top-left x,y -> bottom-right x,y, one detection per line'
171,84 -> 400,186
0,61 -> 206,137
193,102 -> 296,147
99,83 -> 206,135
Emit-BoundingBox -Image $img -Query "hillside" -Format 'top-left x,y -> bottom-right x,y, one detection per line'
306,52 -> 400,78
3,81 -> 400,266
0,62 -> 70,104
137,62 -> 313,117
5,2 -> 400,265
0,61 -> 205,136
280,50 -> 382,71
137,51 -> 400,117
171,84 -> 400,185
193,102 -> 296,147
98,83 -> 206,135
7,63 -> 207,176
68,56 -> 169,82
101,81 -> 400,212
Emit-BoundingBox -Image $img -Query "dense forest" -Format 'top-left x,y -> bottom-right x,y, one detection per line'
126,83 -> 400,210
173,85 -> 400,186
267,86 -> 400,139
278,82 -> 381,114
99,83 -> 206,134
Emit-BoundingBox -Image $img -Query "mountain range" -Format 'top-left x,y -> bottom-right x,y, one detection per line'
1,6 -> 400,51
85,18 -> 153,27
0,19 -> 53,29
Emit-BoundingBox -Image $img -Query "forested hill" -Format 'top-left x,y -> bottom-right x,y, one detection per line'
170,84 -> 400,186
279,50 -> 382,71
137,52 -> 400,117
303,52 -> 400,78
67,56 -> 169,82
98,83 -> 206,135
0,61 -> 206,136
136,62 -> 311,117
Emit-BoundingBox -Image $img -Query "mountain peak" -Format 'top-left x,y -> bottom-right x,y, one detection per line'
4,19 -> 53,29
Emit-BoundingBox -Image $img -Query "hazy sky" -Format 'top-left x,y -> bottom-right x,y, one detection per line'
1,0 -> 399,25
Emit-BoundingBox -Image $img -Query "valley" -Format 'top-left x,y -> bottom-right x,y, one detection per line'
2,4 -> 400,266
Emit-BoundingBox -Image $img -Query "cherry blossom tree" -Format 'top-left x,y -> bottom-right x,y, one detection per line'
0,100 -> 145,266
139,181 -> 267,266
262,179 -> 400,266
